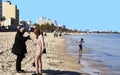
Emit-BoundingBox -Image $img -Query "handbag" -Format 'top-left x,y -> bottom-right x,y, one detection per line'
43,48 -> 46,54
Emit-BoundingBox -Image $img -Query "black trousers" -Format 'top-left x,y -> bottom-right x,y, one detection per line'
16,55 -> 25,71
79,45 -> 82,51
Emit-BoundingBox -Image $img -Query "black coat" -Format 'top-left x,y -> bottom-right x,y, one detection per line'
12,31 -> 28,55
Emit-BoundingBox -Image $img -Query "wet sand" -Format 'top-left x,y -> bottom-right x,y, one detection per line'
0,32 -> 89,75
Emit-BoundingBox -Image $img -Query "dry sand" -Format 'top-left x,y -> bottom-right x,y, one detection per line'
0,32 -> 89,75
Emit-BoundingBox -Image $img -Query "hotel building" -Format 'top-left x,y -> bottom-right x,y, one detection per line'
1,1 -> 19,29
36,16 -> 58,26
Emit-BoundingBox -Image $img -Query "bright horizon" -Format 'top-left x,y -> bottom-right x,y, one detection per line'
3,0 -> 120,32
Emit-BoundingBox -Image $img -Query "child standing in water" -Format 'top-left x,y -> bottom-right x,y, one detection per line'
79,38 -> 84,51
78,38 -> 85,63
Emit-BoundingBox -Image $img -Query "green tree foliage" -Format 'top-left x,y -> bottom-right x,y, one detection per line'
33,23 -> 57,32
33,23 -> 78,33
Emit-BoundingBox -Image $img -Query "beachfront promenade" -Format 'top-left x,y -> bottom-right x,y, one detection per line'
0,32 -> 88,75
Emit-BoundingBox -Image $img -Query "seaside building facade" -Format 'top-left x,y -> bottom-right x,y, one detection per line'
36,16 -> 58,26
1,1 -> 19,30
0,0 -> 2,21
19,20 -> 31,31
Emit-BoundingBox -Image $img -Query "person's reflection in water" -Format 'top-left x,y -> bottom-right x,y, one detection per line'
78,50 -> 82,63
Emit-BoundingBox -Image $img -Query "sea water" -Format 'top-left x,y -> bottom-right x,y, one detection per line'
65,33 -> 120,75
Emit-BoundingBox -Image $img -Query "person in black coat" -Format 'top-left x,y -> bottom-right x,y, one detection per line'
12,27 -> 30,73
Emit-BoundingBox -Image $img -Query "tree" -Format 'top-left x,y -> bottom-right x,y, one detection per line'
6,1 -> 11,4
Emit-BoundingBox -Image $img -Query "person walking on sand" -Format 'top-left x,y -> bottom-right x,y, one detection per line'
12,27 -> 31,73
32,29 -> 45,75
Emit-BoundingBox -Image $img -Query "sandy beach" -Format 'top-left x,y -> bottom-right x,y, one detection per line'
0,32 -> 90,75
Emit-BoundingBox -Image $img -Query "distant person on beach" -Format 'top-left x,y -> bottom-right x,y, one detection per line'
54,30 -> 58,37
59,32 -> 62,37
79,38 -> 85,51
43,31 -> 47,36
32,28 -> 45,75
12,27 -> 31,73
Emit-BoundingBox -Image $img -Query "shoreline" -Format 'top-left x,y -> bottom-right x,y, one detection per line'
64,37 -> 101,75
64,35 -> 114,75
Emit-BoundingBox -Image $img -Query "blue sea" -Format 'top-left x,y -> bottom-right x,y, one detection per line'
65,33 -> 120,75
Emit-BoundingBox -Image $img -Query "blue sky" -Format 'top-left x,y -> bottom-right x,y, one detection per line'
3,0 -> 120,31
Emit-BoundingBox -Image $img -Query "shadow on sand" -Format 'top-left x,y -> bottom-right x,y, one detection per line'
42,69 -> 90,75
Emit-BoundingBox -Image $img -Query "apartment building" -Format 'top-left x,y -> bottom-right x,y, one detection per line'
1,1 -> 19,29
36,16 -> 57,26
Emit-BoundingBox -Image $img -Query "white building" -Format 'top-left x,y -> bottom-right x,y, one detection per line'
0,18 -> 17,30
19,20 -> 31,31
36,16 -> 57,26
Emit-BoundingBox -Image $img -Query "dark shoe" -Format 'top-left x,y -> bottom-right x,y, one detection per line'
32,73 -> 38,75
17,70 -> 25,73
38,73 -> 42,75
32,73 -> 42,75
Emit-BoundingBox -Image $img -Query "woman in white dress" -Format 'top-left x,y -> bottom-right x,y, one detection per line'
32,29 -> 44,75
